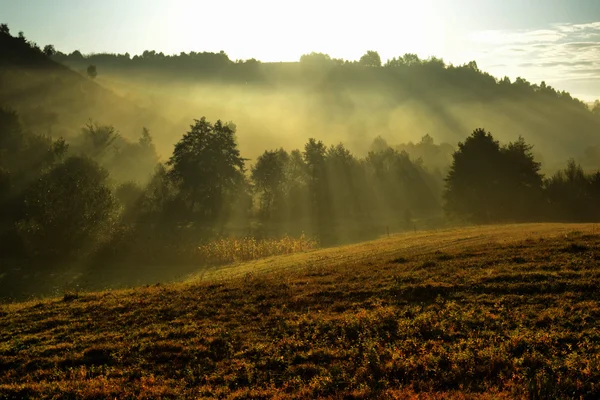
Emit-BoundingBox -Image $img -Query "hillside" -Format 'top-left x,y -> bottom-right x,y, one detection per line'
2,223 -> 600,398
52,51 -> 600,169
0,29 -> 177,150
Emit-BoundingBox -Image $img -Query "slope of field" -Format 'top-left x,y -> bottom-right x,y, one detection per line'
2,224 -> 600,398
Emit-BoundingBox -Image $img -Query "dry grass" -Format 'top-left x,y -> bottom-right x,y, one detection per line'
2,223 -> 600,398
196,234 -> 317,266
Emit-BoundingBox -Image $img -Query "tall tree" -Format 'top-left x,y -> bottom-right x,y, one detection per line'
17,156 -> 116,259
167,117 -> 246,222
499,136 -> 543,220
545,159 -> 593,221
359,50 -> 382,67
251,149 -> 289,221
303,138 -> 330,237
444,129 -> 543,222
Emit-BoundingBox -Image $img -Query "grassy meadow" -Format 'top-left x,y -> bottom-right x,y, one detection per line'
2,223 -> 600,399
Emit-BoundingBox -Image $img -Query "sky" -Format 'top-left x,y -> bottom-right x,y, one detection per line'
2,0 -> 600,100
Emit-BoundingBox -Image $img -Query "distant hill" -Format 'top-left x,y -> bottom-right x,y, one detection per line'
49,50 -> 600,170
0,28 -> 178,156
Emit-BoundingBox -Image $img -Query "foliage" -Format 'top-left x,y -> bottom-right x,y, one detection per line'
166,117 -> 246,223
86,64 -> 97,79
359,50 -> 382,67
16,156 -> 116,259
444,129 -> 543,223
251,149 -> 289,220
71,123 -> 158,184
43,44 -> 55,57
545,159 -> 600,221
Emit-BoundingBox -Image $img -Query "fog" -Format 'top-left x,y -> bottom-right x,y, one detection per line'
92,68 -> 599,175
3,27 -> 600,301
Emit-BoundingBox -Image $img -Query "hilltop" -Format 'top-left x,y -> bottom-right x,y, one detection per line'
2,223 -> 600,399
0,27 -> 177,148
52,50 -> 600,168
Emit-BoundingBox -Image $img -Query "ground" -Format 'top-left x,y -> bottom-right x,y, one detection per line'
1,223 -> 600,399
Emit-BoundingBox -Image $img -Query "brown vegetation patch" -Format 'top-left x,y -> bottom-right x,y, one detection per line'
2,224 -> 600,398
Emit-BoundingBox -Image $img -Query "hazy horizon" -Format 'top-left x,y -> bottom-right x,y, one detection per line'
2,0 -> 600,101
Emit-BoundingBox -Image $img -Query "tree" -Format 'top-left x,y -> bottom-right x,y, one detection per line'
0,108 -> 66,192
402,53 -> 421,66
359,50 -> 382,67
43,44 -> 55,57
500,136 -> 543,219
139,127 -> 154,149
79,122 -> 119,160
444,129 -> 503,222
115,181 -> 145,215
0,24 -> 9,35
87,64 -> 97,79
370,136 -> 389,153
300,52 -> 332,64
325,143 -> 359,221
444,129 -> 543,222
251,149 -> 289,220
592,100 -> 600,116
545,159 -> 594,221
167,117 -> 246,222
16,156 -> 116,259
303,138 -> 329,235
466,60 -> 479,71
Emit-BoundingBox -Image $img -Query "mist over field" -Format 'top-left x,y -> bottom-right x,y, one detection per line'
62,62 -> 600,173
4,1 -> 600,397
3,21 -> 600,300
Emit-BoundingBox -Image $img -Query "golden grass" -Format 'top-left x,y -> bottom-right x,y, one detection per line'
2,223 -> 600,398
191,223 -> 597,281
195,234 -> 317,266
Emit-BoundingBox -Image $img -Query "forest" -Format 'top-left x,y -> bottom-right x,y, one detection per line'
2,23 -> 600,299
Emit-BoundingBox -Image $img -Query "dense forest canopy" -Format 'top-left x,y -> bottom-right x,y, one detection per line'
2,23 -> 600,299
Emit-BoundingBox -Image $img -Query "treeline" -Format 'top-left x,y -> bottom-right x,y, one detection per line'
3,107 -> 600,267
0,108 -> 158,263
0,110 -> 447,267
3,108 -> 600,300
445,129 -> 600,223
51,46 -> 595,112
0,25 -> 175,144
4,24 -> 600,169
48,36 -> 600,165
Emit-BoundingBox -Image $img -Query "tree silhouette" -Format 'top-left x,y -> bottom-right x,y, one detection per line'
303,138 -> 330,236
359,50 -> 382,67
252,149 -> 289,220
545,159 -> 596,221
167,117 -> 246,222
500,136 -> 543,219
444,129 -> 503,222
43,44 -> 55,57
444,129 -> 543,222
17,156 -> 116,259
300,52 -> 332,65
87,64 -> 97,79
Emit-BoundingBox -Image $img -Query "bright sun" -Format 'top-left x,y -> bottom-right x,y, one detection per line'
168,0 -> 448,62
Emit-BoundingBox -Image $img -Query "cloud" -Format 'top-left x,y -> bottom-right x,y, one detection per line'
466,21 -> 600,101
